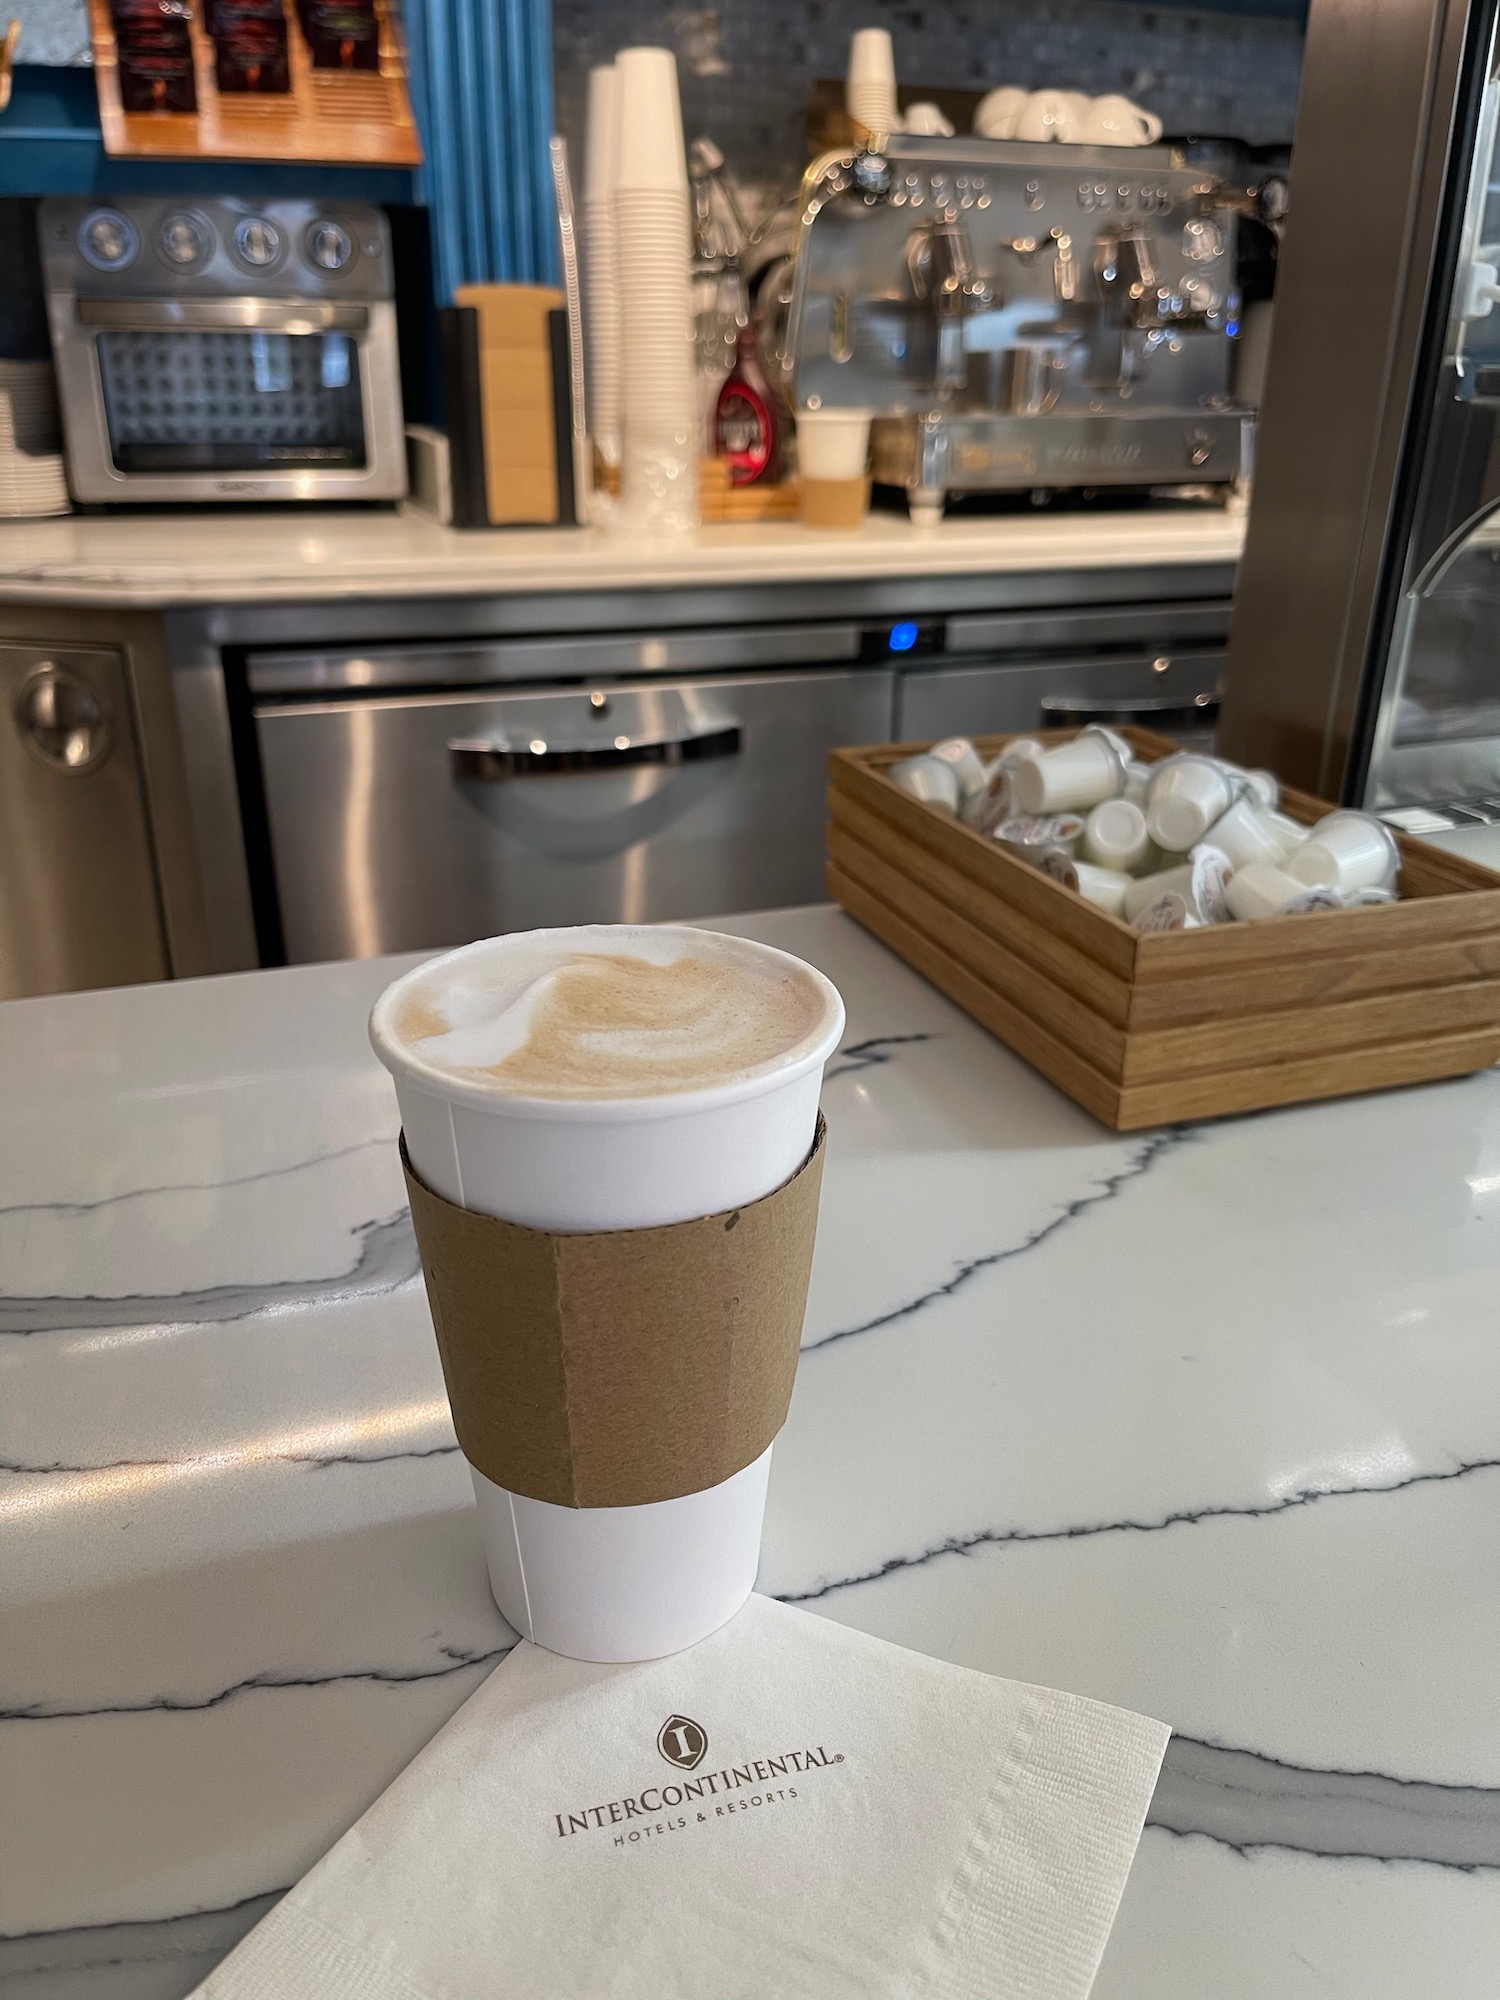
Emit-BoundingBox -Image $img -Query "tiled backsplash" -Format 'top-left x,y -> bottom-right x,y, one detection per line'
554,0 -> 1303,213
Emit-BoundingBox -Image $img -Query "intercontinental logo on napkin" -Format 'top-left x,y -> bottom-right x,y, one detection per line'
553,1713 -> 845,1848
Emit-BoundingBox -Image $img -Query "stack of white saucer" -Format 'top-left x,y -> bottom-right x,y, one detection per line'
0,360 -> 69,517
846,27 -> 900,137
583,63 -> 623,484
612,46 -> 698,532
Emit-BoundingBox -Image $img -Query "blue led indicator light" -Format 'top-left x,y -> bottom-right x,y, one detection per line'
889,621 -> 919,652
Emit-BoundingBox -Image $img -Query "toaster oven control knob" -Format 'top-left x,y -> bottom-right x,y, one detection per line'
79,210 -> 138,271
233,216 -> 283,269
159,213 -> 211,267
306,220 -> 354,272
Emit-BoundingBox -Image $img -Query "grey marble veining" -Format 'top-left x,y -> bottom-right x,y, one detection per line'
4,906 -> 1500,1996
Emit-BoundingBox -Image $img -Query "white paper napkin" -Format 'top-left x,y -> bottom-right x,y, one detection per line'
195,1595 -> 1167,2000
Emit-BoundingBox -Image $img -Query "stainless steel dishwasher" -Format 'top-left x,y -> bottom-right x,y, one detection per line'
247,625 -> 895,962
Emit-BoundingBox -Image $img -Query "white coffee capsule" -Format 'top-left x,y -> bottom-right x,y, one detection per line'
928,737 -> 989,800
1224,860 -> 1311,921
1082,797 -> 1151,873
1122,760 -> 1154,807
889,753 -> 962,813
1133,891 -> 1196,932
1122,845 -> 1232,925
1288,810 -> 1400,894
1206,795 -> 1293,872
1144,755 -> 1234,854
1008,732 -> 1124,815
1074,860 -> 1130,915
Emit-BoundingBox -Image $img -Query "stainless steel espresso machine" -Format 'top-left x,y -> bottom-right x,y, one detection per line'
785,133 -> 1249,519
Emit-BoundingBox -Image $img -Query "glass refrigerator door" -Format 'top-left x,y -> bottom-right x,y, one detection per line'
1366,34 -> 1500,812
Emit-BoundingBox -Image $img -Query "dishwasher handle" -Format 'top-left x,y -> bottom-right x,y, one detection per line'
450,722 -> 742,778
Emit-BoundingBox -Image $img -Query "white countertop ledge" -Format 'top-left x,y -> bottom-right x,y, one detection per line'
0,505 -> 1245,607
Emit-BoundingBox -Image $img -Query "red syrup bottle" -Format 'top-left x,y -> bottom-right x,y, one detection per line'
714,321 -> 782,485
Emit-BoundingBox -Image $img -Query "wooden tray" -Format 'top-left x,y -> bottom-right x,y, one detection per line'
828,725 -> 1500,1128
90,0 -> 421,166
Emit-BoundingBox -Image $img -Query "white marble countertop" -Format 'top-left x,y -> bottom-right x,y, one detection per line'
0,506 -> 1243,607
4,903 -> 1498,1997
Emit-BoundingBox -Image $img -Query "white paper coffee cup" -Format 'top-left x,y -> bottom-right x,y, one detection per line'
371,926 -> 845,1664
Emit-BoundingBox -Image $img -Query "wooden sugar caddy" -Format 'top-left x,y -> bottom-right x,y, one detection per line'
828,726 -> 1500,1129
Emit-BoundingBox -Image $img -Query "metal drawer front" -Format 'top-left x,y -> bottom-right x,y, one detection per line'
895,649 -> 1226,741
255,668 -> 895,961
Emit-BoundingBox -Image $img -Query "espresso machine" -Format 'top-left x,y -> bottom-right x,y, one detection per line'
786,133 -> 1248,518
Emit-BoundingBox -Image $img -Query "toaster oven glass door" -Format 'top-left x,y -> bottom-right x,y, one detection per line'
95,327 -> 366,474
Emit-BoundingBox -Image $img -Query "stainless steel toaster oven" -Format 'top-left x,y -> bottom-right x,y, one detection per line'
38,195 -> 406,505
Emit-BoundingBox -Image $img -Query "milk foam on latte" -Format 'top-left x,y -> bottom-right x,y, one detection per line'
382,926 -> 833,1101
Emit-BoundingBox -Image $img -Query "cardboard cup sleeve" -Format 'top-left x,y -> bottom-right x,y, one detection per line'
401,1116 -> 827,1510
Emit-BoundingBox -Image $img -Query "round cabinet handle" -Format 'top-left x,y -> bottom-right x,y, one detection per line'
449,723 -> 741,779
16,664 -> 114,774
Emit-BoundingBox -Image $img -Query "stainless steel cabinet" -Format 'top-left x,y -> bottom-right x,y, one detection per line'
895,648 -> 1227,740
256,666 -> 894,961
0,643 -> 167,998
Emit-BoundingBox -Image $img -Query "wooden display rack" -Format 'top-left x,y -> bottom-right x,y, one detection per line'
90,0 -> 421,164
828,725 -> 1500,1129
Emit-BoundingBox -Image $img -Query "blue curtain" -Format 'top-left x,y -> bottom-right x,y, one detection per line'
404,0 -> 559,302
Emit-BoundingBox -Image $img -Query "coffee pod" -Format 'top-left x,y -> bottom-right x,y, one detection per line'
963,736 -> 1047,829
1287,810 -> 1401,894
370,926 -> 845,1663
1344,884 -> 1399,907
1206,795 -> 1296,872
1082,723 -> 1134,766
1264,811 -> 1308,860
1133,891 -> 1200,933
992,813 -> 1082,879
1074,860 -> 1130,915
1008,732 -> 1124,814
987,736 -> 1044,784
890,753 -> 962,813
927,736 -> 989,800
1224,859 -> 1314,921
1144,755 -> 1235,853
1283,885 -> 1348,915
1122,759 -> 1154,807
1082,797 -> 1150,873
1122,845 -> 1233,925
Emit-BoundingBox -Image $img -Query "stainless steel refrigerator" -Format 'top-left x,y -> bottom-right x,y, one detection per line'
1221,0 -> 1500,864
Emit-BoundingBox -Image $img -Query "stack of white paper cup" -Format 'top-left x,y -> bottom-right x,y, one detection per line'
583,65 -> 623,480
371,927 -> 845,1663
847,27 -> 900,136
613,46 -> 699,532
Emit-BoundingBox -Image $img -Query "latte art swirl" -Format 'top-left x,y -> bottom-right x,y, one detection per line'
386,928 -> 832,1102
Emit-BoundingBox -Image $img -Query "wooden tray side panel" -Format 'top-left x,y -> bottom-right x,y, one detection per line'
828,823 -> 1129,1077
829,789 -> 1135,1027
827,863 -> 1125,1125
1117,1025 -> 1500,1128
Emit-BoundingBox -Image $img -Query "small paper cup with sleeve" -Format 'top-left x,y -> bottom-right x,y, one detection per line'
369,927 -> 845,1665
